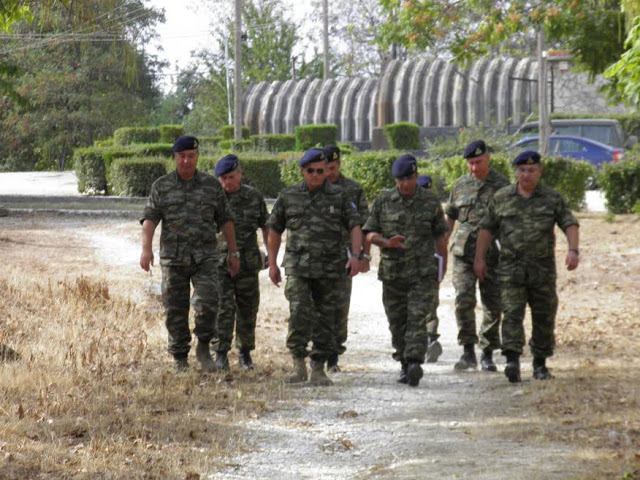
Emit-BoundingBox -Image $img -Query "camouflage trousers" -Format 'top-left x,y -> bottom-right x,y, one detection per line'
334,275 -> 352,355
499,259 -> 558,358
285,275 -> 340,362
382,275 -> 437,364
425,280 -> 440,339
161,259 -> 219,357
214,268 -> 260,353
452,255 -> 502,351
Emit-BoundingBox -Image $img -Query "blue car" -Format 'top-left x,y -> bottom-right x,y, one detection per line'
512,135 -> 623,167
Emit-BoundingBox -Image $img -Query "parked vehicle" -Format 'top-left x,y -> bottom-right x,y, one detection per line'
511,135 -> 623,167
514,119 -> 636,149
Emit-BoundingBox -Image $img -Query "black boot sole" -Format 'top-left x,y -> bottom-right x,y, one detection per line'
407,363 -> 423,387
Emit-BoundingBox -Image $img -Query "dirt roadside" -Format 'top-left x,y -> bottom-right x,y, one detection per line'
0,210 -> 638,479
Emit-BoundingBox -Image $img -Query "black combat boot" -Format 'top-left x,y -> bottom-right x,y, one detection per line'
173,353 -> 189,373
426,336 -> 443,363
480,349 -> 497,372
239,349 -> 255,370
532,357 -> 552,380
327,353 -> 340,373
504,351 -> 521,383
406,361 -> 424,387
196,340 -> 218,373
397,362 -> 408,384
215,350 -> 230,371
454,344 -> 477,371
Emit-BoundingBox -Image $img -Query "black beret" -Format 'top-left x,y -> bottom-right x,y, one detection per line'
463,140 -> 487,159
324,145 -> 340,163
299,148 -> 327,167
215,154 -> 240,177
391,154 -> 417,178
513,150 -> 541,166
172,135 -> 199,152
417,175 -> 433,189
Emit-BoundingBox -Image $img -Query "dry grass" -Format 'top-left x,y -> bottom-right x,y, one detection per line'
0,215 -> 292,479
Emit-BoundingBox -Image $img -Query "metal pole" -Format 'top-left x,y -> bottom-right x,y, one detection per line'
224,40 -> 232,125
537,29 -> 550,155
322,0 -> 329,80
234,0 -> 243,140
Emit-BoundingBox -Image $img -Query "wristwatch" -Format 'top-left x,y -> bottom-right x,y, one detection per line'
569,248 -> 579,255
359,252 -> 371,261
228,251 -> 241,258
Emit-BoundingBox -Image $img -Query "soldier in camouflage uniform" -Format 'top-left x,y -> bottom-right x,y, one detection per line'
140,135 -> 240,373
363,155 -> 448,387
213,154 -> 269,371
475,150 -> 580,383
267,148 -> 363,386
324,145 -> 370,373
417,174 -> 444,363
445,140 -> 510,372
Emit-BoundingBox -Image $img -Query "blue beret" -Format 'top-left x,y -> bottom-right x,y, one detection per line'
324,145 -> 340,163
417,175 -> 433,189
463,140 -> 487,159
513,150 -> 541,166
215,154 -> 240,177
172,135 -> 199,152
391,154 -> 417,178
299,148 -> 327,167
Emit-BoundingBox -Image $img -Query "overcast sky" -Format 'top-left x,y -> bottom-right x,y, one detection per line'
146,0 -> 314,93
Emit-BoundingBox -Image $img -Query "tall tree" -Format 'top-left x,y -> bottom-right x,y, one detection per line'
0,0 -> 164,171
0,1 -> 33,103
604,1 -> 640,105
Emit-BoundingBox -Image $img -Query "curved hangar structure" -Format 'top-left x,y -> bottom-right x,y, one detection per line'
242,56 -> 538,143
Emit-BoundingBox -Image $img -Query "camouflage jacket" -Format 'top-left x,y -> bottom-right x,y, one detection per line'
216,184 -> 268,272
363,187 -> 448,281
335,174 -> 369,246
479,182 -> 579,262
141,169 -> 233,266
445,169 -> 509,258
267,179 -> 361,278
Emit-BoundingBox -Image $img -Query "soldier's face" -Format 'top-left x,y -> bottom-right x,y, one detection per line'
516,164 -> 542,193
467,154 -> 490,179
325,161 -> 340,183
395,172 -> 418,196
175,149 -> 198,180
219,168 -> 242,193
301,160 -> 327,191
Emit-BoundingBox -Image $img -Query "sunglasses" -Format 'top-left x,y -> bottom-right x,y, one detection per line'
306,167 -> 324,174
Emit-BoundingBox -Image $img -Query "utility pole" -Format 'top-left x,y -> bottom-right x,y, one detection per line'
234,0 -> 243,141
322,0 -> 329,80
537,29 -> 550,156
224,40 -> 232,125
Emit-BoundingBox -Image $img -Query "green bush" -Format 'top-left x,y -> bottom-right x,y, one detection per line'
220,125 -> 251,140
110,157 -> 167,197
341,151 -> 401,200
278,152 -> 305,187
252,134 -> 296,152
424,124 -> 513,160
99,148 -> 138,168
383,122 -> 420,150
337,142 -> 354,156
113,127 -> 161,145
159,125 -> 184,143
93,138 -> 114,148
294,124 -> 338,151
598,156 -> 640,213
199,136 -> 223,148
539,156 -> 594,210
73,148 -> 107,195
439,153 -> 513,194
133,143 -> 174,158
416,159 -> 445,197
218,139 -> 254,151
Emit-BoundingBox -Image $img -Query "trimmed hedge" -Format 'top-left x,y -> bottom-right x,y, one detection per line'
220,125 -> 251,140
110,157 -> 167,197
113,127 -> 161,145
341,151 -> 400,200
133,143 -> 174,158
159,125 -> 184,143
337,142 -> 354,156
294,124 -> 338,151
218,139 -> 254,151
597,155 -> 640,213
539,156 -> 594,210
383,122 -> 421,150
199,136 -> 223,149
252,134 -> 296,152
74,148 -> 108,194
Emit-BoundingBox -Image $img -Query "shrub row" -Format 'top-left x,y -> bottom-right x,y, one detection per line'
597,154 -> 640,213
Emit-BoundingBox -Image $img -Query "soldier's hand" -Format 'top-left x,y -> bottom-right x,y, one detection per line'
565,250 -> 579,271
345,257 -> 360,278
140,250 -> 154,272
386,235 -> 407,250
473,257 -> 487,281
269,264 -> 282,287
360,258 -> 370,273
227,256 -> 240,278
